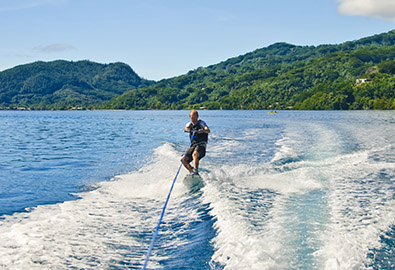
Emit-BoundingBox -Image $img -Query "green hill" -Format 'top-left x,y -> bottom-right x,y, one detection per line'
1,30 -> 394,110
0,60 -> 153,110
104,30 -> 395,110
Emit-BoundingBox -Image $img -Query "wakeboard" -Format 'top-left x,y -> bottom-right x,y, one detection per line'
183,174 -> 204,192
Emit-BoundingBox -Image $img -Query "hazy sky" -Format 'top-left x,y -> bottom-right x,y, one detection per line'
1,0 -> 394,80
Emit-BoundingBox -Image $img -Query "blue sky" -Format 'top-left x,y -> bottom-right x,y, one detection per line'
0,0 -> 394,80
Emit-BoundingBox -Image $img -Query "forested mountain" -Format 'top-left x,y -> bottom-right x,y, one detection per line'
0,60 -> 153,109
1,30 -> 394,110
103,30 -> 395,110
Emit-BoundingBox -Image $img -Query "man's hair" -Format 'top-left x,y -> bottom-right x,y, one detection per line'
190,109 -> 198,117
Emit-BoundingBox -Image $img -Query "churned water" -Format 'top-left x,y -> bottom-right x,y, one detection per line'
0,110 -> 394,269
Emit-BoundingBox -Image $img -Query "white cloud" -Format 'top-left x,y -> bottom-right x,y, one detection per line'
337,0 -> 395,22
33,43 -> 76,53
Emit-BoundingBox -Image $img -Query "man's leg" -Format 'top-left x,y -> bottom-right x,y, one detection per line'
181,155 -> 193,173
181,146 -> 195,173
192,146 -> 206,174
192,150 -> 199,171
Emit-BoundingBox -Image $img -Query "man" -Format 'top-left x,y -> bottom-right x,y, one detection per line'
181,109 -> 210,175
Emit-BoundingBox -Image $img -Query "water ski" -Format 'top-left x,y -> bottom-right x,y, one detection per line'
183,174 -> 204,192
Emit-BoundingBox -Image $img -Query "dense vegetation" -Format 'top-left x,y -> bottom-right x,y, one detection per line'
1,30 -> 394,110
0,60 -> 153,110
103,30 -> 395,110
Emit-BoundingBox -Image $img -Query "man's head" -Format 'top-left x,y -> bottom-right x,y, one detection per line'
189,109 -> 198,124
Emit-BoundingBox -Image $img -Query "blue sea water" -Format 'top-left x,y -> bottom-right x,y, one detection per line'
0,110 -> 394,269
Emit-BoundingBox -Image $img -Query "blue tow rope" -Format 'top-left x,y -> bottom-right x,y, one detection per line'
142,134 -> 194,269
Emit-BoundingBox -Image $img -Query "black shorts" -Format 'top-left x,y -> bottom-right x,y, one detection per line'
185,145 -> 206,162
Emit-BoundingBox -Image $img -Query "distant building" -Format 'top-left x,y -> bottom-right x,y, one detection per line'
356,78 -> 369,85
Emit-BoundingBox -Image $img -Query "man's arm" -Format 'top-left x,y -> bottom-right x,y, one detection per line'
198,122 -> 210,134
199,120 -> 210,133
184,122 -> 192,132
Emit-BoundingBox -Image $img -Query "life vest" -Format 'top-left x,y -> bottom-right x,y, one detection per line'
189,119 -> 208,147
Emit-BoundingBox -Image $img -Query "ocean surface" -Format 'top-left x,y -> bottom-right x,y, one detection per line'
0,110 -> 394,269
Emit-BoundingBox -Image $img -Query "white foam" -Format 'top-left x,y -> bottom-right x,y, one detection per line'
272,135 -> 301,163
207,161 -> 324,195
203,182 -> 288,269
271,123 -> 309,163
208,138 -> 241,158
314,150 -> 395,270
101,143 -> 189,200
209,128 -> 273,159
0,142 -> 194,269
203,119 -> 395,269
202,159 -> 328,269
